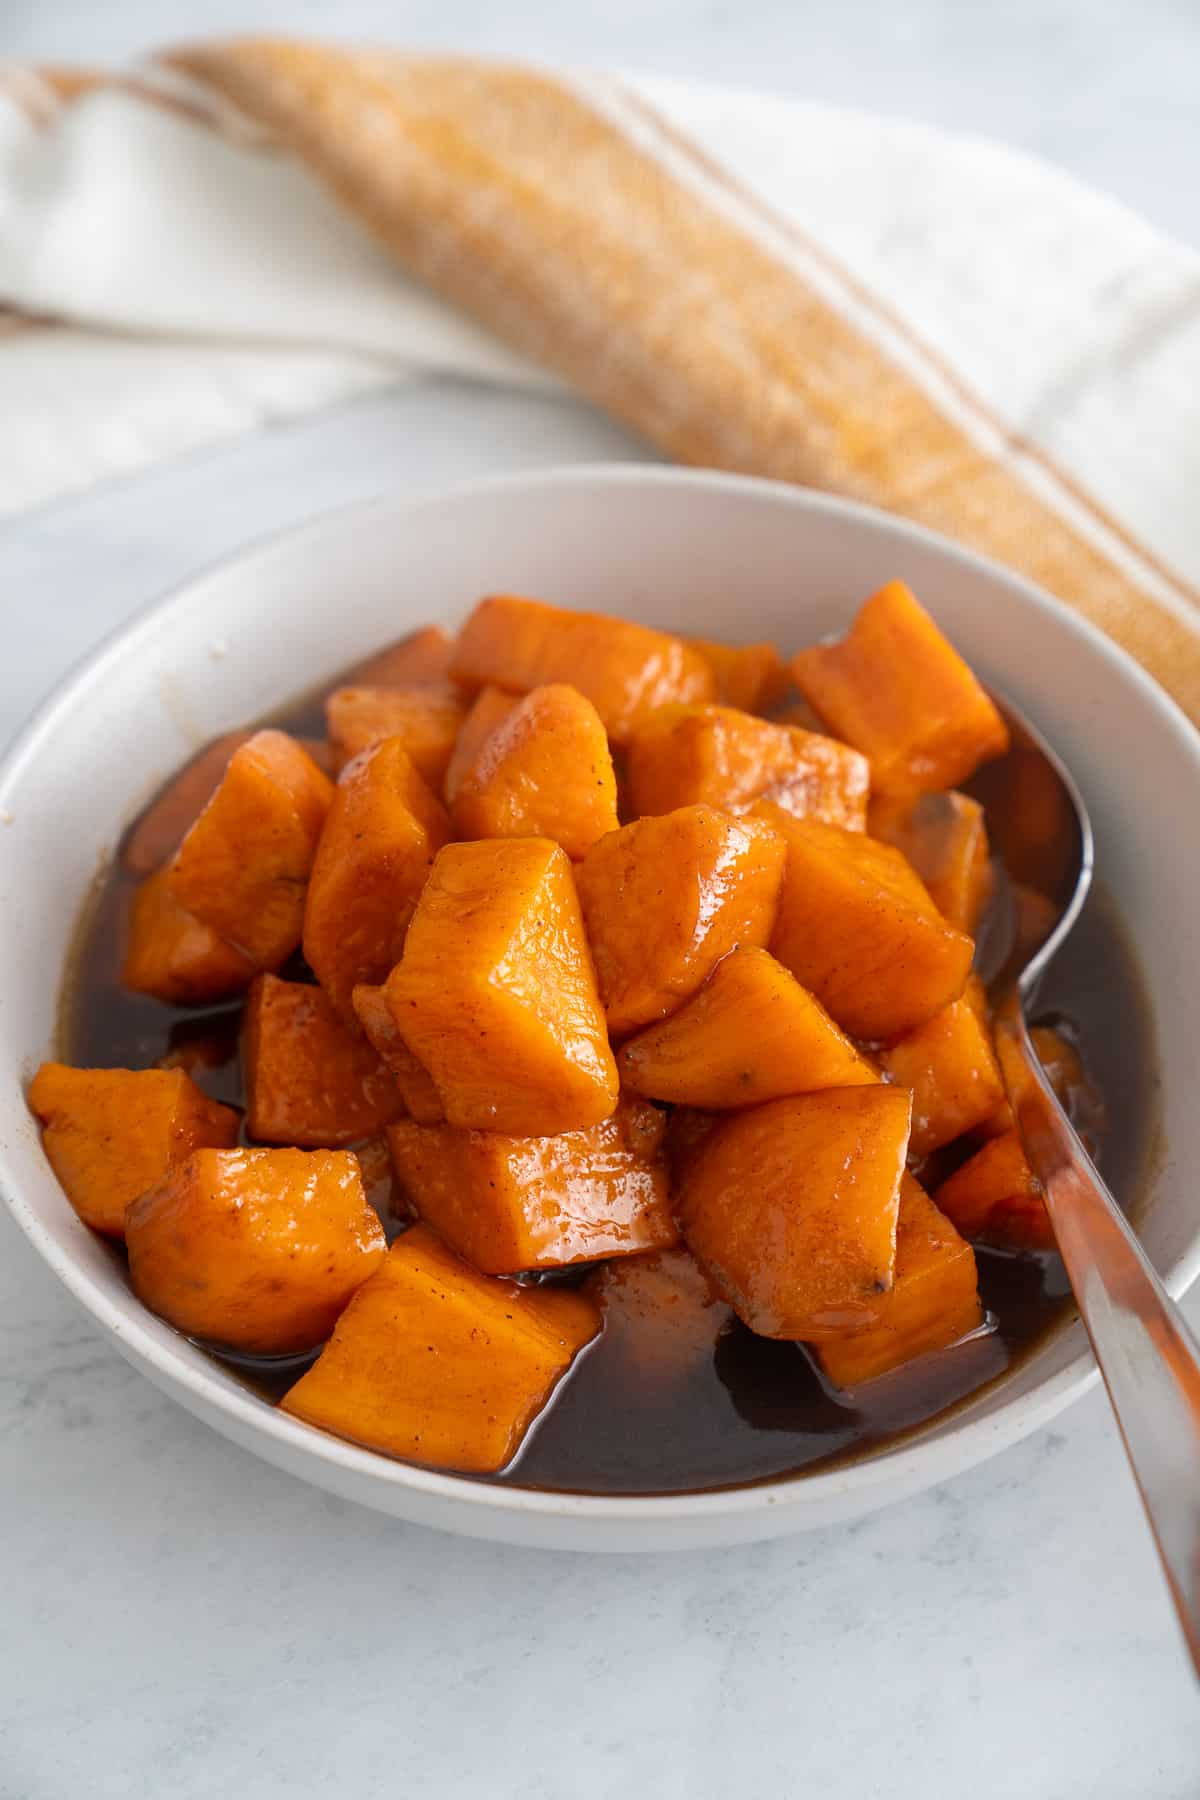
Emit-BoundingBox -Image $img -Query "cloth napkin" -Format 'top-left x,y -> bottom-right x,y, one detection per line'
2,43 -> 1198,721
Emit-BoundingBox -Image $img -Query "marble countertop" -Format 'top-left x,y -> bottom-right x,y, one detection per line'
5,4 -> 1200,1795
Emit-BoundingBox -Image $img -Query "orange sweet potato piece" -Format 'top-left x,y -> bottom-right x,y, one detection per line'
868,789 -> 994,933
686,638 -> 791,715
127,1146 -> 385,1352
281,1223 -> 600,1472
934,1130 -> 1052,1250
385,837 -> 618,1134
342,624 -> 456,689
815,1175 -> 983,1386
451,683 -> 619,859
626,704 -> 869,829
122,730 -> 252,876
577,805 -> 786,1036
792,580 -> 1009,792
678,1085 -> 912,1340
586,1247 -> 731,1388
388,1097 -> 675,1274
325,683 -> 467,784
243,975 -> 402,1147
760,805 -> 974,1040
618,945 -> 875,1107
983,1024 -> 1100,1145
351,984 -> 445,1124
28,1063 -> 239,1238
442,685 -> 518,803
450,595 -> 715,745
167,730 -> 333,968
880,980 -> 1005,1156
122,866 -> 257,1006
302,736 -> 449,1023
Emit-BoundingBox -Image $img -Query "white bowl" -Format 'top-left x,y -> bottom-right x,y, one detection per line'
3,466 -> 1198,1552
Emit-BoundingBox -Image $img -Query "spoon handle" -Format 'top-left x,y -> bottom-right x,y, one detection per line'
995,992 -> 1200,1677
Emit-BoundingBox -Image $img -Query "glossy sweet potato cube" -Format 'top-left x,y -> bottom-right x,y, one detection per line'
449,595 -> 715,745
815,1176 -> 983,1386
868,789 -> 994,933
678,1085 -> 912,1340
385,838 -> 618,1134
167,730 -> 333,969
122,730 -> 253,876
934,1130 -> 1052,1250
451,684 -> 619,859
122,866 -> 257,1007
577,805 -> 786,1036
585,1247 -> 732,1388
325,683 -> 467,784
880,980 -> 1006,1156
760,805 -> 974,1040
792,581 -> 1009,792
351,984 -> 445,1124
302,736 -> 449,1023
126,1146 -> 385,1352
28,1063 -> 239,1238
626,704 -> 869,830
243,975 -> 402,1147
618,945 -> 876,1108
442,685 -> 518,803
387,1097 -> 675,1274
342,624 -> 456,689
984,1024 -> 1099,1145
686,638 -> 791,714
281,1224 -> 600,1472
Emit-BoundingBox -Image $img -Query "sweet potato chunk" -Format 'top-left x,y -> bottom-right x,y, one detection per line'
325,683 -> 467,784
934,1130 -> 1052,1250
122,730 -> 252,877
451,684 -> 619,859
792,580 -> 1009,792
127,1146 -> 385,1352
760,805 -> 974,1040
626,704 -> 869,829
302,736 -> 449,1023
880,980 -> 1006,1156
122,867 -> 257,1006
442,685 -> 518,803
686,638 -> 791,714
815,1176 -> 983,1386
351,984 -> 445,1124
167,730 -> 333,968
343,624 -> 455,689
984,1024 -> 1099,1145
243,975 -> 402,1146
450,595 -> 715,744
28,1063 -> 238,1238
678,1085 -> 912,1340
618,946 -> 875,1107
868,790 -> 994,933
586,1248 -> 732,1388
577,805 -> 786,1036
385,837 -> 618,1134
281,1224 -> 599,1472
388,1097 -> 675,1274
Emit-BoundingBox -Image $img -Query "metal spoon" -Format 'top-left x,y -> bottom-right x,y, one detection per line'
969,695 -> 1200,1675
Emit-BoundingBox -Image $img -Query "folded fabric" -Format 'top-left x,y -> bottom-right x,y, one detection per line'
2,44 -> 1198,719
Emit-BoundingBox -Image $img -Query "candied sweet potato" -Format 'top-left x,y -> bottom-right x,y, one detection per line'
815,1176 -> 983,1386
880,980 -> 1005,1156
28,1063 -> 238,1238
449,595 -> 715,744
577,805 -> 786,1036
122,866 -> 257,1007
325,683 -> 467,784
302,736 -> 449,1022
122,730 -> 252,877
677,1085 -> 912,1340
618,945 -> 875,1107
342,624 -> 456,689
451,683 -> 619,859
442,685 -> 518,803
385,837 -> 618,1134
934,1130 -> 1051,1250
281,1223 -> 600,1472
586,1247 -> 732,1388
126,1146 -> 385,1352
388,1097 -> 675,1274
167,730 -> 333,969
686,637 -> 790,715
760,805 -> 974,1040
243,975 -> 402,1147
351,984 -> 445,1124
868,789 -> 994,933
984,1024 -> 1100,1146
792,580 -> 1009,792
626,704 -> 869,829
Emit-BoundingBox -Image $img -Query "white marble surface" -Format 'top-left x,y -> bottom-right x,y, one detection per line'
5,3 -> 1200,1794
